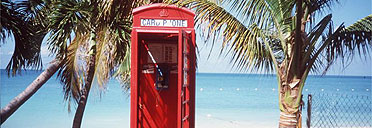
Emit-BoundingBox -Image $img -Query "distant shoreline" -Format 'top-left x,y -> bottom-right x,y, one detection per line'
195,72 -> 372,78
0,69 -> 371,77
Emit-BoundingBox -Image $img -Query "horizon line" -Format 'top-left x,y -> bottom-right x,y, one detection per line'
1,69 -> 371,77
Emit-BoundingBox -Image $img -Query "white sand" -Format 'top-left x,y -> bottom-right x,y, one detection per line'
196,115 -> 278,128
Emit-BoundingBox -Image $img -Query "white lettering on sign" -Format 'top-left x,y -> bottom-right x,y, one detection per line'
141,19 -> 187,27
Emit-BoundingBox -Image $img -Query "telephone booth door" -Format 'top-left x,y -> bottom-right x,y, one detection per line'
179,31 -> 194,128
137,32 -> 179,128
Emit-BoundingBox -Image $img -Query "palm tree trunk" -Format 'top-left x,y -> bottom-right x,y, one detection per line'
277,69 -> 304,128
278,86 -> 302,128
72,32 -> 96,128
1,59 -> 61,124
279,111 -> 298,128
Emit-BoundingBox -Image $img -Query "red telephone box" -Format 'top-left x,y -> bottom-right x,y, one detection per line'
130,4 -> 195,128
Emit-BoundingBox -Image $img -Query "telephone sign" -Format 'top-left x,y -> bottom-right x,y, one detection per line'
140,19 -> 188,27
131,3 -> 196,128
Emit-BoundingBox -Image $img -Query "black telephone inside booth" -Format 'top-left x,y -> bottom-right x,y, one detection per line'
142,40 -> 177,90
155,65 -> 169,90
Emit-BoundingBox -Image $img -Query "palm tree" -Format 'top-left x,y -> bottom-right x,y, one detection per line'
1,0 -> 135,126
167,0 -> 372,127
46,0 -> 147,127
0,60 -> 60,124
0,0 -> 45,76
0,0 -> 58,124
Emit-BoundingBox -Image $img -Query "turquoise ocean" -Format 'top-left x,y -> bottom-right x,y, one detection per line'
1,70 -> 371,128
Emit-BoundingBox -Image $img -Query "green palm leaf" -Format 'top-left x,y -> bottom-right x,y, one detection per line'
168,0 -> 278,72
47,0 -> 91,57
1,0 -> 44,76
57,34 -> 88,111
54,0 -> 143,104
323,14 -> 372,73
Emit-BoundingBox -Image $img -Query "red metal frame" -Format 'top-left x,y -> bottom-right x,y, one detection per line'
131,3 -> 195,128
130,29 -> 139,128
177,30 -> 183,128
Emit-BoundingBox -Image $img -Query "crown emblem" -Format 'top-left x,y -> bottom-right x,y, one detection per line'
159,9 -> 169,17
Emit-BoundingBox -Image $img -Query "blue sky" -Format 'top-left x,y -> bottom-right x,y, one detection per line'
197,0 -> 372,76
1,0 -> 371,76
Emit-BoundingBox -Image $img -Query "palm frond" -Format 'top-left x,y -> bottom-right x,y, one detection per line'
114,46 -> 131,92
113,18 -> 132,63
344,14 -> 372,32
305,0 -> 340,14
229,24 -> 277,73
93,25 -> 131,92
167,0 -> 278,72
95,0 -> 134,91
1,1 -> 44,76
302,14 -> 332,69
16,0 -> 46,20
99,0 -> 135,24
323,14 -> 372,73
47,0 -> 91,58
226,0 -> 278,28
99,2 -> 133,63
94,28 -> 116,89
30,0 -> 136,109
306,14 -> 372,75
57,34 -> 89,111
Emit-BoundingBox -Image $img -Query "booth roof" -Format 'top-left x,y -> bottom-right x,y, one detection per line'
133,3 -> 195,16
